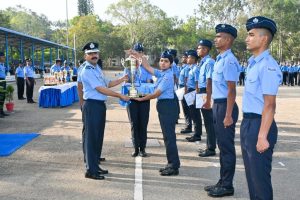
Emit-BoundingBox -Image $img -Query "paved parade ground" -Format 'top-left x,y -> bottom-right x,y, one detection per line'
0,70 -> 299,200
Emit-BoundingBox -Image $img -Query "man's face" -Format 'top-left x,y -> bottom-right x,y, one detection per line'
85,52 -> 99,65
187,55 -> 197,64
197,45 -> 209,57
245,29 -> 265,52
214,32 -> 228,50
26,61 -> 32,66
181,56 -> 187,64
0,56 -> 5,63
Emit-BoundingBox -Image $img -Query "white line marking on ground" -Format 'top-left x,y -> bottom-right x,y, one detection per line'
134,156 -> 143,200
278,162 -> 285,167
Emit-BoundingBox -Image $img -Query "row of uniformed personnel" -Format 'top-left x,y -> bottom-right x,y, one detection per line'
77,15 -> 282,200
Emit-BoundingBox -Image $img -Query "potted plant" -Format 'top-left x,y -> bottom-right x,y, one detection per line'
5,84 -> 14,112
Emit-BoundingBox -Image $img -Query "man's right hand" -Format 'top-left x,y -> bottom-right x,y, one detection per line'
120,94 -> 130,102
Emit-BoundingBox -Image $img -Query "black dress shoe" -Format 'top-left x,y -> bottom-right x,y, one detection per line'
186,136 -> 201,142
99,157 -> 106,162
139,149 -> 148,157
180,128 -> 192,134
207,186 -> 234,197
131,148 -> 139,157
160,167 -> 179,176
199,149 -> 216,157
85,172 -> 105,180
99,167 -> 108,174
204,181 -> 222,192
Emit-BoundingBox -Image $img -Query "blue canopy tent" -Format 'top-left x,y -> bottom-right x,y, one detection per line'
0,26 -> 74,73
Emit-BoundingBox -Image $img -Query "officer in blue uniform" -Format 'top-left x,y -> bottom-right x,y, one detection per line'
297,61 -> 300,86
15,60 -> 26,100
288,63 -> 294,86
196,39 -> 216,157
69,62 -> 77,81
50,59 -> 62,74
241,16 -> 282,200
239,63 -> 246,86
292,62 -> 298,86
185,50 -> 202,142
24,58 -> 36,104
80,42 -> 129,180
179,51 -> 193,134
205,24 -> 240,198
61,60 -> 71,82
168,49 -> 181,123
281,62 -> 288,85
124,43 -> 153,157
0,52 -> 9,118
131,50 -> 181,176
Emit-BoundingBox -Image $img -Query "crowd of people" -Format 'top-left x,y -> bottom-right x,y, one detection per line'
76,16 -> 282,199
279,61 -> 300,86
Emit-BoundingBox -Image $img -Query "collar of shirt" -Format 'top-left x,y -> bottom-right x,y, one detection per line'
216,49 -> 232,62
84,61 -> 96,69
199,55 -> 211,66
248,49 -> 270,69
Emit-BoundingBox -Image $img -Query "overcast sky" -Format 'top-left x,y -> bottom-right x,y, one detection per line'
1,0 -> 199,22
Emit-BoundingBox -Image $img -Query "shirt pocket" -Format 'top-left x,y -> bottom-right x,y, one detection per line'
212,67 -> 223,82
246,74 -> 259,94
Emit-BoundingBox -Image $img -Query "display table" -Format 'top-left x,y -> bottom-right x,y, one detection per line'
38,82 -> 78,108
119,83 -> 155,106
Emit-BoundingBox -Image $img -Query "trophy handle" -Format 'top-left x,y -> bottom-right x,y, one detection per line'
121,58 -> 125,68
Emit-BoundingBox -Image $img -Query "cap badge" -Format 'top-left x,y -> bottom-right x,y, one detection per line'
253,18 -> 259,23
90,43 -> 95,49
221,24 -> 226,28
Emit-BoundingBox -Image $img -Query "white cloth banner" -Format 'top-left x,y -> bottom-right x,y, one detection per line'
184,90 -> 196,106
39,82 -> 77,94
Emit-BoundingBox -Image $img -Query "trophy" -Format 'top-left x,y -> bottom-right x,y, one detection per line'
121,56 -> 141,97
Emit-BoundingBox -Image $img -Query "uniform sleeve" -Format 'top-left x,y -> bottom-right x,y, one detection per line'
146,71 -> 153,81
206,60 -> 214,79
223,58 -> 239,82
154,69 -> 162,78
82,69 -> 103,89
156,75 -> 169,93
260,65 -> 282,95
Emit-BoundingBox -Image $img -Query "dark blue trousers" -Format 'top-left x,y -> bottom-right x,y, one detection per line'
213,101 -> 239,188
83,99 -> 106,175
127,100 -> 150,149
180,85 -> 192,129
188,88 -> 202,138
241,116 -> 278,200
201,108 -> 216,151
199,88 -> 216,151
157,99 -> 180,169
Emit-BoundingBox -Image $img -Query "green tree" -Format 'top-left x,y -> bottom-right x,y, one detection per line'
78,0 -> 94,16
0,10 -> 10,28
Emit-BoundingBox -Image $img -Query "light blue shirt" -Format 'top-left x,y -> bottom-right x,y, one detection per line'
172,62 -> 179,79
77,64 -> 85,83
243,50 -> 282,114
50,65 -> 61,73
123,65 -> 152,84
73,67 -> 78,75
24,66 -> 35,78
154,68 -> 174,100
0,63 -> 6,78
15,66 -> 25,78
178,64 -> 188,86
81,61 -> 110,101
288,66 -> 293,73
212,49 -> 240,99
198,55 -> 215,89
186,64 -> 199,89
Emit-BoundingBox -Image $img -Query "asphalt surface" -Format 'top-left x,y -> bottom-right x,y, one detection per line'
0,70 -> 299,200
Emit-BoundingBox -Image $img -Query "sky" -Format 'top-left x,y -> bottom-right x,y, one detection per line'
1,0 -> 199,22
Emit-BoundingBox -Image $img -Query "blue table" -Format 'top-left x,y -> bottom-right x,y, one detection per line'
38,82 -> 79,108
